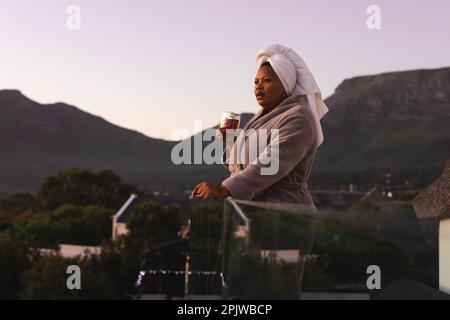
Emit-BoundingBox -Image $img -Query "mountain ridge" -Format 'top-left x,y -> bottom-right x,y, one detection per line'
1,66 -> 449,193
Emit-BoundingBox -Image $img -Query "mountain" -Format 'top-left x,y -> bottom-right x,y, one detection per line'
1,67 -> 449,193
0,90 -> 198,193
236,68 -> 450,186
316,67 -> 450,177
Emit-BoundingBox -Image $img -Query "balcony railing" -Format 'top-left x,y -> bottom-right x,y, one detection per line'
136,196 -> 442,300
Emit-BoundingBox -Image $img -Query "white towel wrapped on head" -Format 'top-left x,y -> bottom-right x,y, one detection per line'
256,44 -> 329,147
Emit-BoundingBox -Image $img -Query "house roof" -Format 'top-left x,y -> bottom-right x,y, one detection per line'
361,187 -> 389,202
311,190 -> 366,208
115,195 -> 201,224
371,200 -> 410,212
412,161 -> 450,220
115,194 -> 139,223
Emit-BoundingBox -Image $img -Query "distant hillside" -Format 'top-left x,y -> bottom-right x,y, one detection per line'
317,67 -> 450,173
0,90 -> 178,193
1,67 -> 449,193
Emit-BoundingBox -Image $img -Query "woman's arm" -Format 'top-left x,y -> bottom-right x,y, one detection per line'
190,129 -> 236,200
221,113 -> 316,200
191,181 -> 231,200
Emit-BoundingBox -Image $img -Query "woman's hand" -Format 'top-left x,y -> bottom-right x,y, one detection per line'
191,181 -> 231,200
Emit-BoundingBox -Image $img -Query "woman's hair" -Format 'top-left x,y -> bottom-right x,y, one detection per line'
260,61 -> 272,68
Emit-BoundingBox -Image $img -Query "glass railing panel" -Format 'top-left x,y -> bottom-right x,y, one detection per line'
136,197 -> 439,300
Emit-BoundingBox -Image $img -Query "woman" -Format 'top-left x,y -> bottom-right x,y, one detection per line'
192,44 -> 329,207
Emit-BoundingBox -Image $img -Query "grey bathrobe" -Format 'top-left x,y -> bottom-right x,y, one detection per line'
221,94 -> 318,208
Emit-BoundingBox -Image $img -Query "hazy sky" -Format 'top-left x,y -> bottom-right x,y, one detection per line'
1,0 -> 449,140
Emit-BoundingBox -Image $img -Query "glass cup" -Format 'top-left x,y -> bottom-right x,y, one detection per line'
219,111 -> 240,132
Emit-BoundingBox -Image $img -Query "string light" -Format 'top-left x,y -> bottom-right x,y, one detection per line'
135,270 -> 225,287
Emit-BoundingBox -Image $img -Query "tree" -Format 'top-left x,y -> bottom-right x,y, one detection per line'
12,205 -> 114,248
36,168 -> 138,211
0,193 -> 36,213
126,201 -> 183,247
0,232 -> 30,299
0,209 -> 15,231
124,201 -> 183,264
21,255 -> 121,299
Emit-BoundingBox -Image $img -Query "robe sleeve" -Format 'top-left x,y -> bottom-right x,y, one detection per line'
221,114 -> 315,200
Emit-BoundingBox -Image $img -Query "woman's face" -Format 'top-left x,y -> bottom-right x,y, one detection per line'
254,64 -> 288,111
